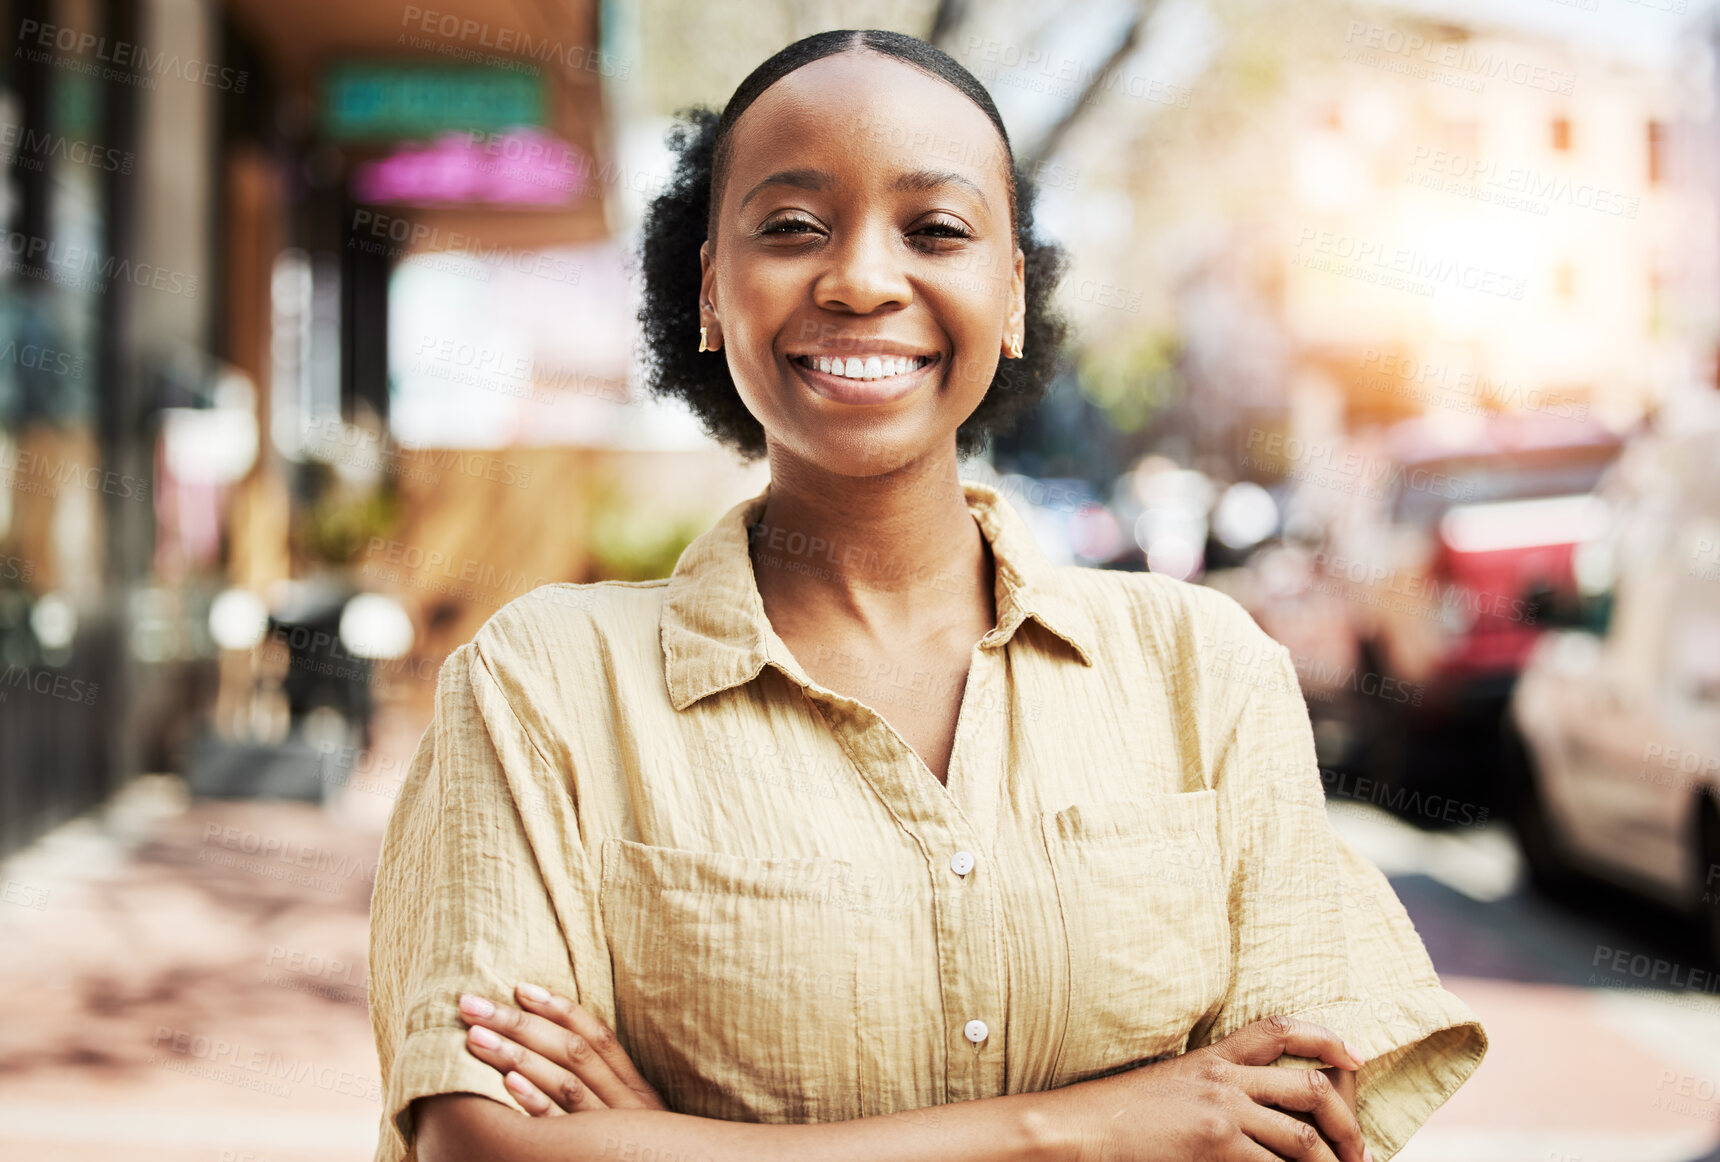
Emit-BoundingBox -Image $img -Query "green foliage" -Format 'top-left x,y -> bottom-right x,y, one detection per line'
1077,330 -> 1183,434
587,486 -> 707,581
292,464 -> 401,566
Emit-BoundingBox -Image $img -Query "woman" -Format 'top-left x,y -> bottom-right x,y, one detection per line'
369,29 -> 1486,1162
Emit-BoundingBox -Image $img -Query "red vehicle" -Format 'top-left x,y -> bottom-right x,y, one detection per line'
1315,415 -> 1621,817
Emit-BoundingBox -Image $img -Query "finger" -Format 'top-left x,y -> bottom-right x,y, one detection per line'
1216,1015 -> 1365,1071
1235,1065 -> 1366,1162
461,994 -> 632,1107
1327,1066 -> 1359,1116
516,984 -> 667,1110
1238,1101 -> 1342,1162
464,1022 -> 609,1113
503,1069 -> 563,1117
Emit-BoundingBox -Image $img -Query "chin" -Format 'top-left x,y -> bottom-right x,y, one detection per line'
773,416 -> 968,481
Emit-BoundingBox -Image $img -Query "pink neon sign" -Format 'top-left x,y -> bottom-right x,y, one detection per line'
353,127 -> 590,206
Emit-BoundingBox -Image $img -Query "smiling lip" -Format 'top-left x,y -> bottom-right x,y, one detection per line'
788,352 -> 941,406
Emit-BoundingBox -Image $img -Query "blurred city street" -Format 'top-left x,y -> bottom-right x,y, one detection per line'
4,0 -> 1720,1158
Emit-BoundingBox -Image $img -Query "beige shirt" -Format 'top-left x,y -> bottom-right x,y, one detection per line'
368,481 -> 1486,1162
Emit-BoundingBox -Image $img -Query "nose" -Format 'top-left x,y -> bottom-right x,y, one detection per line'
813,221 -> 912,315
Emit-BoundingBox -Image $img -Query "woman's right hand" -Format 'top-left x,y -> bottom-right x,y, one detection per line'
1052,1015 -> 1370,1162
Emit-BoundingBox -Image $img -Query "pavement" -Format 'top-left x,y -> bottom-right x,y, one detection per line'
3,714 -> 1719,1161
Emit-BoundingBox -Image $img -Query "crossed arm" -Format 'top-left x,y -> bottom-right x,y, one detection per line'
411,984 -> 1370,1162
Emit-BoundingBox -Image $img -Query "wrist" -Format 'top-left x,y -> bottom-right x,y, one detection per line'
1013,1090 -> 1081,1162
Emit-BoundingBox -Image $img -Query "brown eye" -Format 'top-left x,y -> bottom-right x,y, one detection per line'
757,215 -> 821,238
910,218 -> 973,252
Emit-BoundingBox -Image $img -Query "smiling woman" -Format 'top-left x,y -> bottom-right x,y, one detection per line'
368,28 -> 1485,1162
635,30 -> 1067,463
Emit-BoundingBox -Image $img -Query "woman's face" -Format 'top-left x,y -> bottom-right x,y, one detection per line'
701,51 -> 1026,479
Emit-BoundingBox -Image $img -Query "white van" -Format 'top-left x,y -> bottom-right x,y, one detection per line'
1507,428 -> 1720,960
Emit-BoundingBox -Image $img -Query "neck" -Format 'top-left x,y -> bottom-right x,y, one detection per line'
748,444 -> 993,633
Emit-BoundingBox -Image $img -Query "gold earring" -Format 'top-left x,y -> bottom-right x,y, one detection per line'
698,326 -> 709,353
1007,334 -> 1024,359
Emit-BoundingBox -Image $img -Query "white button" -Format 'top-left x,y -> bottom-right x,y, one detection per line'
964,1019 -> 989,1044
949,851 -> 975,877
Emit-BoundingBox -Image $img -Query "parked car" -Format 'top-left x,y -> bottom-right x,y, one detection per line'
1315,415 -> 1621,814
1507,428 -> 1720,959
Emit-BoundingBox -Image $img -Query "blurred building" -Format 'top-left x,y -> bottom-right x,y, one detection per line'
1277,23 -> 1713,447
0,0 -> 215,857
0,0 -> 782,857
1016,3 -> 1717,474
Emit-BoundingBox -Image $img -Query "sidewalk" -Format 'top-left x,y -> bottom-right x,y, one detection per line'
0,774 -> 388,1161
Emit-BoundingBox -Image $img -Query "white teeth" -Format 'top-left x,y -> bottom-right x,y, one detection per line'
803,355 -> 929,379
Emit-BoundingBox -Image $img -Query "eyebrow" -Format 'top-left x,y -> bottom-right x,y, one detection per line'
736,167 -> 993,213
739,168 -> 831,212
891,169 -> 991,212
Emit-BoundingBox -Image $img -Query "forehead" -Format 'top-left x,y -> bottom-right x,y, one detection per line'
721,51 -> 1012,205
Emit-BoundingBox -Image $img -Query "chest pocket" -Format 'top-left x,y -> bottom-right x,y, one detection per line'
1042,790 -> 1230,1087
599,839 -> 865,1123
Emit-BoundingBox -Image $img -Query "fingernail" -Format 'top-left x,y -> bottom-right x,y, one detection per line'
1345,1041 -> 1367,1068
460,994 -> 495,1018
469,1025 -> 502,1049
506,1070 -> 531,1094
517,982 -> 551,1003
1364,1148 -> 1374,1162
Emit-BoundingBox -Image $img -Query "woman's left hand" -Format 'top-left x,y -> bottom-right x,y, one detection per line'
458,984 -> 667,1116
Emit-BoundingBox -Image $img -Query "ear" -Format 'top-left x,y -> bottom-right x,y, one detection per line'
1002,245 -> 1026,356
698,240 -> 723,351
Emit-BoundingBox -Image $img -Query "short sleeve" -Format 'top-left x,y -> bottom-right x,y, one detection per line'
368,642 -> 595,1162
1193,633 -> 1487,1161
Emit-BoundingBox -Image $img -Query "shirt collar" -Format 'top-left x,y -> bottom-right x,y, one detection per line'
660,479 -> 1098,711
